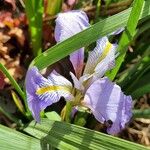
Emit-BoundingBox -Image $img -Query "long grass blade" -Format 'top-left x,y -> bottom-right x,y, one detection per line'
30,0 -> 150,70
106,0 -> 145,80
0,124 -> 41,150
24,119 -> 149,150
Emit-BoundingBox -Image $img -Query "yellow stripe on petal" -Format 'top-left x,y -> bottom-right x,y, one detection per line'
97,41 -> 112,63
36,85 -> 72,95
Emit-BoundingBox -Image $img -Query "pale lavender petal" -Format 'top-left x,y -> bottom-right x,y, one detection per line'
71,106 -> 78,118
55,10 -> 89,42
47,70 -> 73,101
25,67 -> 73,122
109,28 -> 124,35
70,72 -> 84,91
70,48 -> 84,78
83,77 -> 132,134
84,37 -> 117,79
94,43 -> 117,78
25,67 -> 49,122
79,74 -> 92,83
55,10 -> 90,77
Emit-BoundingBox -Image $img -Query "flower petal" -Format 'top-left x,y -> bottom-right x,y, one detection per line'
84,37 -> 117,78
55,10 -> 90,77
70,48 -> 84,78
70,72 -> 84,91
25,67 -> 73,122
83,77 -> 132,134
109,28 -> 124,35
55,10 -> 89,42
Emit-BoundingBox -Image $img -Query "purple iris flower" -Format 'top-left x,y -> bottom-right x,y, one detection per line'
25,10 -> 132,134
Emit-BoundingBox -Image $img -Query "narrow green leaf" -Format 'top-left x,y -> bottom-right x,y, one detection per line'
0,63 -> 26,106
0,106 -> 20,125
0,125 -> 41,150
117,47 -> 150,91
25,0 -> 43,56
95,0 -> 101,21
45,111 -> 61,121
131,72 -> 150,99
31,0 -> 150,70
133,109 -> 150,118
106,0 -> 145,80
24,119 -> 149,150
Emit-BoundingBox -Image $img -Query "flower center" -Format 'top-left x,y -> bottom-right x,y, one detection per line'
71,88 -> 84,106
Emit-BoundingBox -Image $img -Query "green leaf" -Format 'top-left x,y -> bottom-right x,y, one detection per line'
106,0 -> 145,80
133,109 -> 150,118
30,0 -> 150,70
117,47 -> 150,92
0,124 -> 41,150
0,106 -> 20,125
0,63 -> 29,115
45,111 -> 61,121
131,72 -> 150,99
25,0 -> 43,57
24,119 -> 149,150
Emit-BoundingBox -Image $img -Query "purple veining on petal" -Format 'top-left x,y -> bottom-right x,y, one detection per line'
83,77 -> 132,134
25,67 -> 48,122
55,10 -> 90,77
25,67 -> 73,122
70,48 -> 84,78
84,37 -> 117,81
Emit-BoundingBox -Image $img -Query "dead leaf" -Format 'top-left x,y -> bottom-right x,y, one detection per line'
8,27 -> 25,46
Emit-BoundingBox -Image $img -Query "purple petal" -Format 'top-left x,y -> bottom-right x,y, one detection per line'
55,10 -> 90,77
25,67 -> 73,122
71,106 -> 78,118
83,77 -> 132,134
84,37 -> 117,79
70,72 -> 84,91
109,28 -> 124,35
70,48 -> 84,78
55,10 -> 89,42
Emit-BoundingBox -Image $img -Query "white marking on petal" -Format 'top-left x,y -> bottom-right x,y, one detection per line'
70,72 -> 84,91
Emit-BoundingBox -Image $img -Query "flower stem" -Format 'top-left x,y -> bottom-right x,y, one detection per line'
65,102 -> 72,123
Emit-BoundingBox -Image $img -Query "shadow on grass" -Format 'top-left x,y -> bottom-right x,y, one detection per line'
36,119 -> 131,150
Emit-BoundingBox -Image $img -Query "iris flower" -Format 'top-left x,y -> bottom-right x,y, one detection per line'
25,11 -> 132,134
